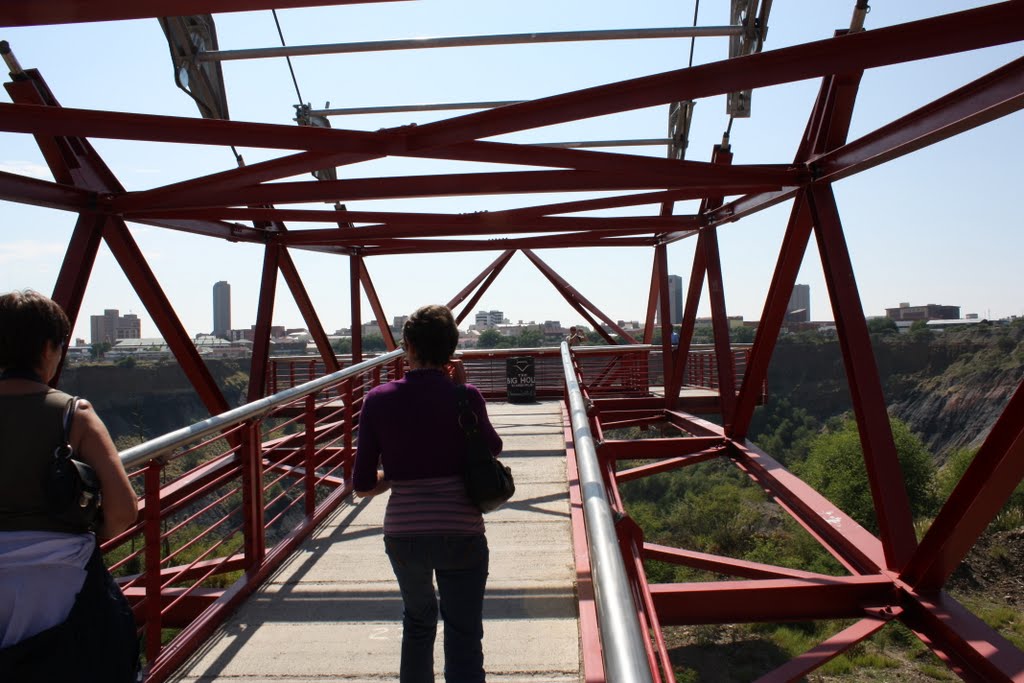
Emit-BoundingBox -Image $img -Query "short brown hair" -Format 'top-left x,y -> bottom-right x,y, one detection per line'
0,290 -> 70,372
402,305 -> 459,366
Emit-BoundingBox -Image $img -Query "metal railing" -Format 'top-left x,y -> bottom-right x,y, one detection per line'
110,350 -> 405,682
268,344 -> 757,401
561,342 -> 656,683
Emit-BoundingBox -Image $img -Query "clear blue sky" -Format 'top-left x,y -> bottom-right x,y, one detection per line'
2,1 -> 1022,342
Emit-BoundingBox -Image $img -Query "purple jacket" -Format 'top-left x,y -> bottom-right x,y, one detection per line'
353,369 -> 502,492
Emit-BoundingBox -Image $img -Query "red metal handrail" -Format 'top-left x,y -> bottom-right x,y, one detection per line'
108,352 -> 405,682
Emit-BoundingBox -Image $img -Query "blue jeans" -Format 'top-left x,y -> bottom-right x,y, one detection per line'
384,534 -> 489,683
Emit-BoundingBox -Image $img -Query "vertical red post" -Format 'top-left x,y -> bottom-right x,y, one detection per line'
143,461 -> 163,664
350,254 -> 363,364
240,421 -> 266,568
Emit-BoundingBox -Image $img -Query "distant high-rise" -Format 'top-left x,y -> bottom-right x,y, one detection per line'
656,275 -> 684,325
213,281 -> 231,339
90,309 -> 141,345
787,284 -> 810,322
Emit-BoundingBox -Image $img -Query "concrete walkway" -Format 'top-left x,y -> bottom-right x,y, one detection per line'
170,401 -> 580,682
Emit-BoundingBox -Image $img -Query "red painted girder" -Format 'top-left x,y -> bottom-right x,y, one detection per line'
903,377 -> 1024,591
50,213 -> 105,385
0,0 -> 402,27
0,169 -> 93,211
247,243 -> 280,403
355,234 -> 654,255
703,228 -> 736,425
522,249 -> 638,344
808,184 -> 917,571
649,574 -> 896,625
130,207 -> 698,234
281,225 -> 664,247
704,187 -> 801,230
349,254 -> 362,364
0,101 -> 394,155
615,449 -> 724,482
103,218 -> 231,417
643,249 -> 660,345
449,252 -> 515,326
655,244 -> 674,383
900,590 -> 1024,682
134,217 -> 276,244
116,169 -> 770,209
727,439 -> 886,576
279,248 -> 342,373
643,543 -> 842,581
402,2 -> 1024,149
754,616 -> 894,683
359,261 -> 397,351
117,139 -> 791,214
732,70 -> 863,439
730,194 -> 814,440
816,55 -> 1024,183
120,586 -> 221,628
507,188 -> 719,220
664,231 -> 707,404
601,436 -> 724,461
662,410 -> 722,437
447,250 -> 515,313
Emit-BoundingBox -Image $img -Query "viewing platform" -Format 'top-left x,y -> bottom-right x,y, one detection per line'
169,401 -> 582,682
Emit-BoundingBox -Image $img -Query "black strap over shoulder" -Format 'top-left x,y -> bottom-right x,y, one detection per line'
455,384 -> 480,436
55,396 -> 81,463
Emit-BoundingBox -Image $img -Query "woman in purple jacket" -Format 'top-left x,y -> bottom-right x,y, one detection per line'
354,304 -> 502,683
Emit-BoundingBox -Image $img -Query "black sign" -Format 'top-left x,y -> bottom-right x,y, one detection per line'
506,356 -> 536,403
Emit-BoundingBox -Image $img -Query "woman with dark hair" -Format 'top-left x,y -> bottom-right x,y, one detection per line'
353,304 -> 502,683
0,290 -> 139,681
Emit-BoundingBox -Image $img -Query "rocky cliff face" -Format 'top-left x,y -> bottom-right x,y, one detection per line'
767,328 -> 1023,459
59,359 -> 249,442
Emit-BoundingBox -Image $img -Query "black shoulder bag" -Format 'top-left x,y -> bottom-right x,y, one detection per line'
456,385 -> 514,513
46,397 -> 103,532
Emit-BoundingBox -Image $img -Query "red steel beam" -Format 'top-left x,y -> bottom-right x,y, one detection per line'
278,248 -> 342,373
0,0 -> 403,27
522,249 -> 637,344
649,574 -> 896,625
103,218 -> 230,416
449,251 -> 516,326
49,213 -> 106,385
654,244 -> 674,383
900,590 -> 1024,682
359,260 -> 397,351
0,169 -> 93,211
601,435 -> 724,461
247,243 -> 280,403
816,55 -> 1024,183
349,254 -> 362,364
447,249 -> 515,318
754,616 -> 894,683
642,249 -> 660,345
903,377 -> 1024,591
808,184 -> 917,572
614,449 -> 723,483
727,438 -> 886,575
664,232 -> 707,404
731,66 -> 864,438
643,543 -> 840,581
401,2 -> 1024,149
729,194 -> 814,440
108,169 -> 759,210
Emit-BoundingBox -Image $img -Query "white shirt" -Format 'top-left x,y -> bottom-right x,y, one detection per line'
0,530 -> 94,647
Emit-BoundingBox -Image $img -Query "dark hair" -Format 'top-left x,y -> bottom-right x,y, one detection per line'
0,289 -> 70,372
402,304 -> 459,366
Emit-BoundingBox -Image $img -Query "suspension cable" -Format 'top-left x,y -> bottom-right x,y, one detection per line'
273,9 -> 305,105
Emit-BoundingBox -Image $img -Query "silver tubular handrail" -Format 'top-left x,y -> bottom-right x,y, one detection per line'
119,350 -> 404,470
560,342 -> 655,683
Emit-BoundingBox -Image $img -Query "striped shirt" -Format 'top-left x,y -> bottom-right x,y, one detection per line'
384,476 -> 485,536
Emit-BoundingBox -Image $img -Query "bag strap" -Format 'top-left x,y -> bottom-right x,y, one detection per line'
56,396 -> 81,462
454,384 -> 480,439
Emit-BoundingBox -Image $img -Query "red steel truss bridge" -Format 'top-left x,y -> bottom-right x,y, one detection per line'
2,1 -> 1024,681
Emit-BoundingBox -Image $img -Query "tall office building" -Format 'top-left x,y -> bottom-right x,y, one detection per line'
213,281 -> 231,339
787,284 -> 810,322
90,309 -> 141,345
656,275 -> 684,325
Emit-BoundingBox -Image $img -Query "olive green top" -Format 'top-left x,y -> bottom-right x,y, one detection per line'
0,388 -> 82,534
